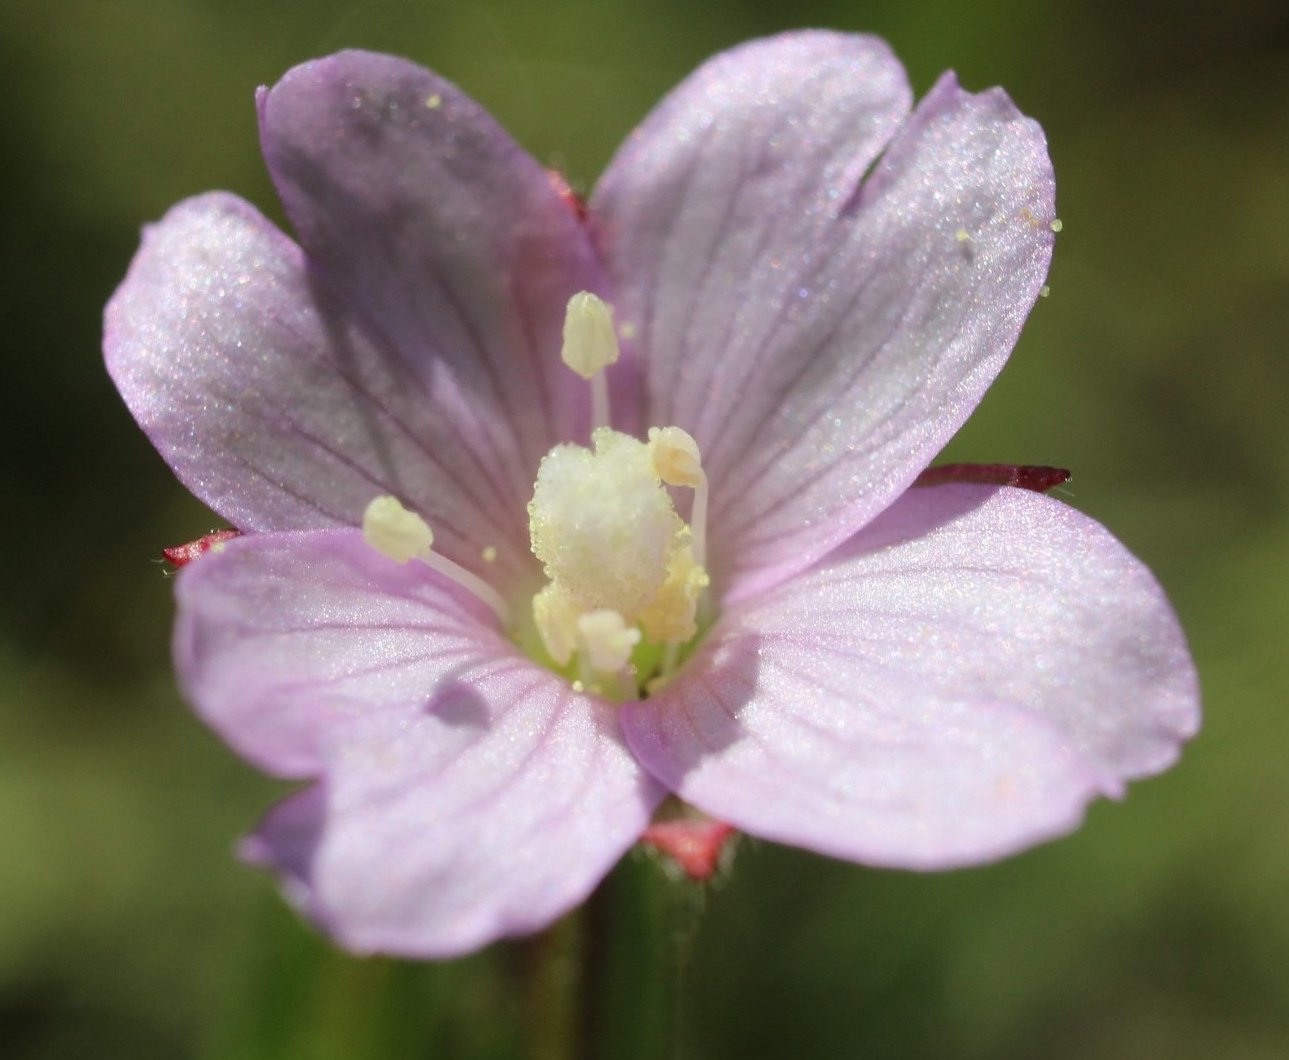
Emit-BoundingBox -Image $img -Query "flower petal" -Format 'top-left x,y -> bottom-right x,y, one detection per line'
259,49 -> 614,488
178,530 -> 663,956
622,486 -> 1198,869
593,31 -> 1056,598
105,194 -> 533,580
174,527 -> 486,776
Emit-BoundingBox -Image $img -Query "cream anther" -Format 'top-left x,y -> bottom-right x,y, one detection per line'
363,495 -> 433,562
577,609 -> 641,674
638,534 -> 708,644
648,426 -> 709,570
648,426 -> 703,488
561,292 -> 620,379
561,292 -> 619,431
363,495 -> 511,626
532,583 -> 580,667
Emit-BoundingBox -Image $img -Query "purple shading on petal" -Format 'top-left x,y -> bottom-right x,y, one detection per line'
106,194 -> 533,582
240,784 -> 327,913
595,32 -> 1056,600
259,50 -> 623,472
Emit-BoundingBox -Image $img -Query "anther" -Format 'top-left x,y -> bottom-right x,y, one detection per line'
576,608 -> 642,700
577,609 -> 641,674
363,495 -> 433,562
362,496 -> 510,625
649,426 -> 709,569
561,291 -> 620,432
532,582 -> 580,667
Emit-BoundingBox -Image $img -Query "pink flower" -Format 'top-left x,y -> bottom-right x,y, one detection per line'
104,32 -> 1198,957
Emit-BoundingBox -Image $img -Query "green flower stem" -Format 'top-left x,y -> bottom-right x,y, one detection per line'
520,902 -> 585,1060
518,855 -> 712,1060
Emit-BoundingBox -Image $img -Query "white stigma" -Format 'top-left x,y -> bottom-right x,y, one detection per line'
529,429 -> 680,619
561,291 -> 620,432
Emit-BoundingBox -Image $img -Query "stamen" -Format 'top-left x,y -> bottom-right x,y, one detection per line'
363,495 -> 433,562
649,426 -> 709,569
576,609 -> 642,700
363,496 -> 510,625
561,291 -> 620,432
655,642 -> 681,689
577,609 -> 641,674
690,477 -> 709,571
532,582 -> 580,667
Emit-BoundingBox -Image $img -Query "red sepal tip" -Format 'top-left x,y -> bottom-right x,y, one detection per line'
162,529 -> 241,568
914,463 -> 1071,493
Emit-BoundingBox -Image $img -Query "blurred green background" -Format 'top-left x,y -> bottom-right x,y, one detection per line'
3,0 -> 1287,1056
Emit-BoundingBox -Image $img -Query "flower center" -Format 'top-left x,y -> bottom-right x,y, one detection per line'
361,292 -> 710,700
527,293 -> 710,698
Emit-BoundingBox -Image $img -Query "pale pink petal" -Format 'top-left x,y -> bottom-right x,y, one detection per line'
593,31 -> 1055,598
245,690 -> 660,958
105,194 -> 534,582
622,485 -> 1198,869
259,49 -> 618,483
173,526 -> 497,776
178,530 -> 662,955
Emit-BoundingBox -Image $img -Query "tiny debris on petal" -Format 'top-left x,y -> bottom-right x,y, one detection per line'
914,463 -> 1071,493
163,529 -> 242,568
640,818 -> 737,882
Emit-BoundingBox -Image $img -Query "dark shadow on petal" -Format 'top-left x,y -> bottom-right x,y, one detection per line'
422,677 -> 490,730
820,483 -> 1000,569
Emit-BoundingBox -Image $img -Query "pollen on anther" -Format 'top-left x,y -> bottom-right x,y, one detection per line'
529,429 -> 680,618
